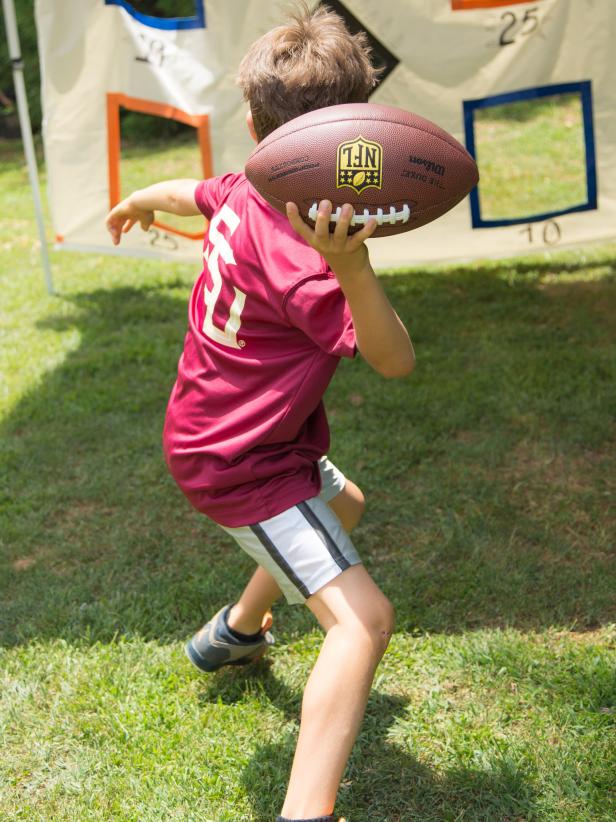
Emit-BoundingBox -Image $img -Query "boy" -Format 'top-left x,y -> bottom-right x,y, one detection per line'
106,5 -> 414,820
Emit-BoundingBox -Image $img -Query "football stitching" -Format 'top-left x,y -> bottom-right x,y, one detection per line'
307,203 -> 411,226
260,189 -> 466,218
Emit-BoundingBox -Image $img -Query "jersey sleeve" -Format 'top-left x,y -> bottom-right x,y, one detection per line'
194,173 -> 242,220
283,273 -> 357,359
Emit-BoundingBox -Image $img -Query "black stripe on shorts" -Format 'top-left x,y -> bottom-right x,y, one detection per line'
249,523 -> 311,599
297,501 -> 351,572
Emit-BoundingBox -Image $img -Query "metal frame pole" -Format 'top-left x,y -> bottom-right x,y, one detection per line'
2,0 -> 54,294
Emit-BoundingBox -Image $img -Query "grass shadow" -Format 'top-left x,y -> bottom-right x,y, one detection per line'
198,624 -> 615,820
203,668 -> 538,821
0,281 -> 254,646
1,258 -> 615,646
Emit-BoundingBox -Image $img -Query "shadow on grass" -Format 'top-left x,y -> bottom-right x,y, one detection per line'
476,94 -> 578,125
203,665 -> 538,822
1,257 -> 615,647
0,281 -> 252,646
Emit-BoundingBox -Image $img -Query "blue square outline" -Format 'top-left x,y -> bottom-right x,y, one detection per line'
463,81 -> 597,228
104,0 -> 206,30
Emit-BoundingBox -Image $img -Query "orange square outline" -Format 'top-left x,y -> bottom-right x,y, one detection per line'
106,93 -> 212,240
452,0 -> 542,9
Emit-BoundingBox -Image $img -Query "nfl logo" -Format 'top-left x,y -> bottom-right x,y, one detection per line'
337,136 -> 383,195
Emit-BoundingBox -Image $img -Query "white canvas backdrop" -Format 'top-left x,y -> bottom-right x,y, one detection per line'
35,0 -> 616,268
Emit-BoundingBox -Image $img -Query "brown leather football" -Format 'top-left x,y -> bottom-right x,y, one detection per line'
245,103 -> 479,238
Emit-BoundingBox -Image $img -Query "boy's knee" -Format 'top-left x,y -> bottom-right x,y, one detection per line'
354,594 -> 395,657
374,596 -> 395,647
315,567 -> 394,656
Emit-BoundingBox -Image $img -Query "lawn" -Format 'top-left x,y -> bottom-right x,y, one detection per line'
474,94 -> 588,221
1,136 -> 615,821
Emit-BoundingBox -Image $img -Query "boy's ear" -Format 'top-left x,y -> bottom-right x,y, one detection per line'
246,109 -> 258,143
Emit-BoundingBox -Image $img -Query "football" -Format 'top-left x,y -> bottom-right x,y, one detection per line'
245,103 -> 479,238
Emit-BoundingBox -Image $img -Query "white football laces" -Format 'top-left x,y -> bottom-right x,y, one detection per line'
307,203 -> 411,226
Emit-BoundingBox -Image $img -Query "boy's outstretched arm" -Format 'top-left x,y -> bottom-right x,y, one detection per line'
286,199 -> 415,379
106,179 -> 201,245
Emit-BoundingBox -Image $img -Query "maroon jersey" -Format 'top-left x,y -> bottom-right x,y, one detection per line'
162,173 -> 355,526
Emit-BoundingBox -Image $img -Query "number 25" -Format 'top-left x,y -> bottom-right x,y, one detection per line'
500,7 -> 539,47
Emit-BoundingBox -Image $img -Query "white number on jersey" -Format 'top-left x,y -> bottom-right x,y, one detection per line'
202,204 -> 247,349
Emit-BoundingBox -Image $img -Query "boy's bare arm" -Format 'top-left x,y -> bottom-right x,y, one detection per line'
106,179 -> 201,245
286,200 -> 415,379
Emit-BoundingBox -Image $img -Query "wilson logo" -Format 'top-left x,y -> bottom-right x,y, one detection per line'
409,156 -> 445,176
337,136 -> 383,194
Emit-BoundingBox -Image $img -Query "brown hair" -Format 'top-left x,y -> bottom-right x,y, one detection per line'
236,3 -> 379,141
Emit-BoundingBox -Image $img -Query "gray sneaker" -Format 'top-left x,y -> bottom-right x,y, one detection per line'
185,604 -> 274,673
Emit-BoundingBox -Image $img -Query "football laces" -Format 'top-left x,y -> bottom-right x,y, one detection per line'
308,203 -> 411,226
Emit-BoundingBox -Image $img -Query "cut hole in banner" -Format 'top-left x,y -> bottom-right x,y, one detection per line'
464,82 -> 597,228
107,94 -> 212,241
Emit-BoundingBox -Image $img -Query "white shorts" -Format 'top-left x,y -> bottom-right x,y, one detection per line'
221,457 -> 361,605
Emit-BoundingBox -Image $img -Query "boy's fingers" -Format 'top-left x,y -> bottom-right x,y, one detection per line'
286,202 -> 312,242
106,215 -> 121,245
333,203 -> 353,243
314,199 -> 332,240
122,218 -> 136,234
349,217 -> 378,247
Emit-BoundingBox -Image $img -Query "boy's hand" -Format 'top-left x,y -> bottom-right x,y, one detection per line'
288,199 -> 414,378
286,200 -> 377,278
106,197 -> 154,246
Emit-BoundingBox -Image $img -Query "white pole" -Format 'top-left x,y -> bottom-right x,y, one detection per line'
2,0 -> 54,295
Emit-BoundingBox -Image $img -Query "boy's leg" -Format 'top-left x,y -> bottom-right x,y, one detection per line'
280,564 -> 394,819
326,479 -> 365,533
227,565 -> 282,635
227,481 -> 365,636
189,473 -> 364,674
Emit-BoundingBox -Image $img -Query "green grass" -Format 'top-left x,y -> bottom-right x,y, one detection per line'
474,94 -> 588,220
1,136 -> 615,821
120,135 -> 206,236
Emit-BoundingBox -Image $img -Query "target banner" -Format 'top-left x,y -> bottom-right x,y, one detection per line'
35,0 -> 616,268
